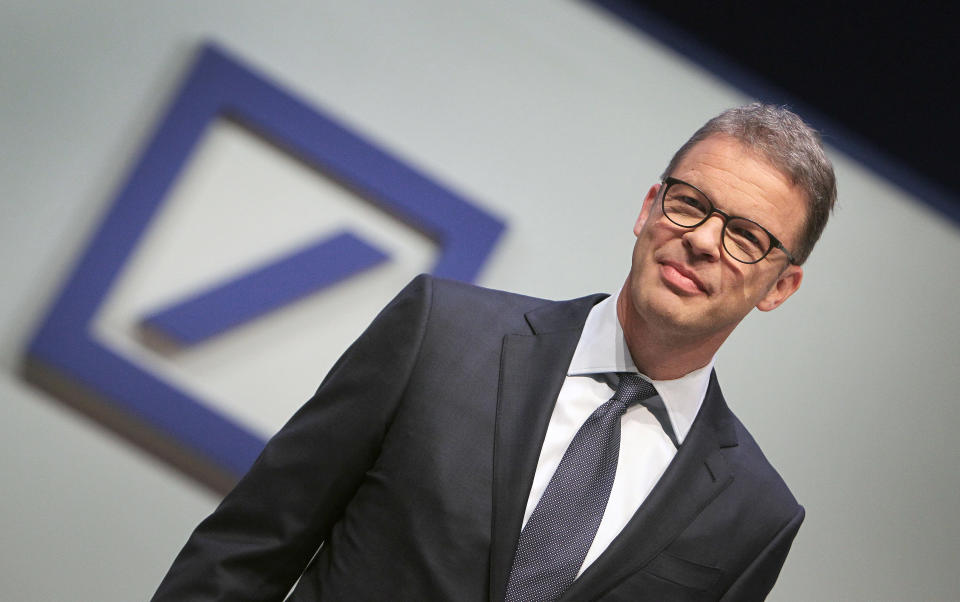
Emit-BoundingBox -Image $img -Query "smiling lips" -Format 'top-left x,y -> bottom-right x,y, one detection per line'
660,262 -> 709,295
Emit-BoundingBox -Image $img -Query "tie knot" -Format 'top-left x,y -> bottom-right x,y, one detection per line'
613,373 -> 657,408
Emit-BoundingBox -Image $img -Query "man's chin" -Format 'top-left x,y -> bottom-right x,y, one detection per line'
636,291 -> 707,332
626,278 -> 716,334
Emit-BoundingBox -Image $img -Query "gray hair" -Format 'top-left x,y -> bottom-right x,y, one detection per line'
662,103 -> 837,265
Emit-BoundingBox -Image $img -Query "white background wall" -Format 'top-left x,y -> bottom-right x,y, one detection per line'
2,2 -> 958,600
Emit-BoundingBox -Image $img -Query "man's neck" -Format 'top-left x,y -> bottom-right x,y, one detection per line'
615,289 -> 727,381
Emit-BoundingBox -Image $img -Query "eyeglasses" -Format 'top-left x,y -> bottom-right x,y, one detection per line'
659,176 -> 797,265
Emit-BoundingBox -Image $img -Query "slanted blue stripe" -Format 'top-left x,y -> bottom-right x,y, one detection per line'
142,231 -> 389,345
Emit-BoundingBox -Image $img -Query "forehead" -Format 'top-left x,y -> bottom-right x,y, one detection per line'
671,135 -> 807,244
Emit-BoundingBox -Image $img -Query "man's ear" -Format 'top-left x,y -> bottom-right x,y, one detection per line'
634,183 -> 661,236
757,264 -> 803,312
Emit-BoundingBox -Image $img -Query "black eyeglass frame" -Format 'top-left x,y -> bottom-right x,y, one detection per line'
659,176 -> 797,265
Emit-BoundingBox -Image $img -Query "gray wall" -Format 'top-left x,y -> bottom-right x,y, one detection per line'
2,2 -> 958,600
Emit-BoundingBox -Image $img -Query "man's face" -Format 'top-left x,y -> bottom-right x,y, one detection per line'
622,134 -> 806,344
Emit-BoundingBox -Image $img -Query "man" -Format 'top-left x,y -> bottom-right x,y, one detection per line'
153,103 -> 836,601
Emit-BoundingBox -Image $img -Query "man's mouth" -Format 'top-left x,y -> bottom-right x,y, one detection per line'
660,262 -> 709,295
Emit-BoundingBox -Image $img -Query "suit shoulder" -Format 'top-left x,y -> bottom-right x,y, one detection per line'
421,274 -> 550,308
704,374 -> 801,513
726,413 -> 802,514
410,274 -> 601,331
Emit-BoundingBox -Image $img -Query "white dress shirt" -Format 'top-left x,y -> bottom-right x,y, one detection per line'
519,294 -> 716,576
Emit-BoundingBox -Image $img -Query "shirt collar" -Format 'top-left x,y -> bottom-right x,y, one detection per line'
567,294 -> 715,444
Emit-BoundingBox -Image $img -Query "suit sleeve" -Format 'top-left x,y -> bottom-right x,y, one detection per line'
151,275 -> 434,601
719,505 -> 805,602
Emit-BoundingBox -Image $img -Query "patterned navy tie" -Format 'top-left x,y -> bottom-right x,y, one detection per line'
504,374 -> 667,601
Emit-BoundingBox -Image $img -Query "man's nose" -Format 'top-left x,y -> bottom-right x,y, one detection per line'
682,214 -> 724,260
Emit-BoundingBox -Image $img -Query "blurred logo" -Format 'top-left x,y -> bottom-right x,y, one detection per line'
22,43 -> 505,492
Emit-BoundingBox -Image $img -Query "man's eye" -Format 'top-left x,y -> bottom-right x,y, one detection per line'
731,227 -> 759,245
678,196 -> 706,212
729,225 -> 764,250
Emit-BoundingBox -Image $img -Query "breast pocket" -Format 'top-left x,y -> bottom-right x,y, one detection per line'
594,553 -> 723,602
642,551 -> 722,592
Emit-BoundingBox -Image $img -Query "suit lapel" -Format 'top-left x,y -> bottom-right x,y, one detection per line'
561,371 -> 740,600
488,294 -> 605,602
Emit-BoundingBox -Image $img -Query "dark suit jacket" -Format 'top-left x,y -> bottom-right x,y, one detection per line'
153,275 -> 804,601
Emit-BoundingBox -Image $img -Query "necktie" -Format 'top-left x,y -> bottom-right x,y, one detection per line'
503,374 -> 665,601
